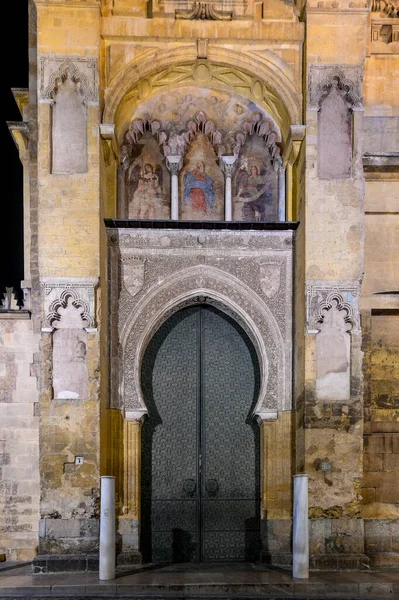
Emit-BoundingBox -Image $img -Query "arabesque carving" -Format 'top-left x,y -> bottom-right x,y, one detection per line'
121,110 -> 282,166
40,277 -> 98,331
40,56 -> 98,103
47,289 -> 93,329
107,228 -> 294,418
175,1 -> 233,19
309,65 -> 363,109
306,282 -> 359,333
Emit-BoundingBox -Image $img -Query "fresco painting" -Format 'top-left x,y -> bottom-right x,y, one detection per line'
233,136 -> 278,222
180,134 -> 224,220
130,87 -> 266,134
127,134 -> 170,219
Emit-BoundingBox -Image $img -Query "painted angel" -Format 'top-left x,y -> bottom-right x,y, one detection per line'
234,163 -> 270,221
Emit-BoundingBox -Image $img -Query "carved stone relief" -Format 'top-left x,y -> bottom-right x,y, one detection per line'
107,228 -> 294,418
40,279 -> 98,401
40,277 -> 98,331
308,65 -> 363,109
40,56 -> 98,103
307,283 -> 359,402
306,282 -> 359,334
175,1 -> 233,19
371,0 -> 399,17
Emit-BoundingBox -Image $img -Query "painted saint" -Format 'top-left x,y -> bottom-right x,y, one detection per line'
129,162 -> 163,219
234,164 -> 272,221
183,160 -> 216,214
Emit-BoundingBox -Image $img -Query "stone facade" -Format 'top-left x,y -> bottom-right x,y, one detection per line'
0,0 -> 398,572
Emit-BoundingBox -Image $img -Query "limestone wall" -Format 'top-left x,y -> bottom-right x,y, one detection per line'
0,317 -> 40,561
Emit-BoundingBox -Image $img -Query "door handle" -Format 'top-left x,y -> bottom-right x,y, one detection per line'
183,478 -> 196,497
205,479 -> 219,497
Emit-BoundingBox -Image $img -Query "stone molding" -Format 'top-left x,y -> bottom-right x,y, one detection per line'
39,56 -> 98,104
107,228 -> 294,418
40,277 -> 98,331
306,281 -> 360,334
103,54 -> 301,137
308,65 -> 363,109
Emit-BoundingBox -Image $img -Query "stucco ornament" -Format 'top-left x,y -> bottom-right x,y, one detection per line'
260,263 -> 281,299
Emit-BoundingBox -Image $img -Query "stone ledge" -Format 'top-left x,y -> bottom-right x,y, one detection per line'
32,554 -> 99,574
363,152 -> 399,172
310,553 -> 371,570
0,311 -> 31,320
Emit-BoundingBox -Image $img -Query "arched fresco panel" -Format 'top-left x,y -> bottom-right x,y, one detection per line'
126,134 -> 170,219
180,134 -> 224,220
233,136 -> 278,222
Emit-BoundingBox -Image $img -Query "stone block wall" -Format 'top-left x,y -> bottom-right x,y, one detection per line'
0,317 -> 40,560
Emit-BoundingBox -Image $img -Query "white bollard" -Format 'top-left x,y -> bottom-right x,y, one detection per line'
293,474 -> 309,579
99,476 -> 116,581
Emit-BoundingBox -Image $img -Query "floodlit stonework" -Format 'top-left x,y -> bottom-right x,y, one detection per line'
0,0 -> 398,571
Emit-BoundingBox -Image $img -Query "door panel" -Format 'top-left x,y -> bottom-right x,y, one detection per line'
201,308 -> 260,561
141,306 -> 260,563
141,308 -> 199,562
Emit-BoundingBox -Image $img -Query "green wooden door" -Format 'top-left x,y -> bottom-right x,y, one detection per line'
141,306 -> 260,562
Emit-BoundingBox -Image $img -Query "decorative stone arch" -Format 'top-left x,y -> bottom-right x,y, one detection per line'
103,49 -> 301,141
40,57 -> 97,104
120,265 -> 289,421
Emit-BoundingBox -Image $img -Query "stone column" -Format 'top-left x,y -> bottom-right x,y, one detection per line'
258,412 -> 293,566
166,155 -> 183,220
278,166 -> 286,221
122,417 -> 142,517
118,413 -> 146,564
220,156 -> 237,221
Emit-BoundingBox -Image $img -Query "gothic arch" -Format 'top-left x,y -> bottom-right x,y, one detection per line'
120,265 -> 289,421
102,50 -> 301,140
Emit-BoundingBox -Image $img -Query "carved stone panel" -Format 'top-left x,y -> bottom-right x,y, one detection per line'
306,281 -> 359,334
107,228 -> 294,418
53,328 -> 88,400
316,300 -> 351,401
40,56 -> 98,104
40,277 -> 98,331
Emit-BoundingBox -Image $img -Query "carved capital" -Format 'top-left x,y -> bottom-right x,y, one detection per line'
166,155 -> 183,175
220,155 -> 237,177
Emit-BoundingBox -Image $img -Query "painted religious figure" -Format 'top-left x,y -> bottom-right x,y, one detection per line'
233,137 -> 278,221
129,162 -> 164,219
183,160 -> 216,214
234,164 -> 270,220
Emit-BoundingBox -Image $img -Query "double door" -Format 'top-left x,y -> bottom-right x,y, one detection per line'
141,306 -> 260,562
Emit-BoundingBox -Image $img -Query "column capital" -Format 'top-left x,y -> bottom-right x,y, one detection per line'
220,155 -> 237,177
166,155 -> 183,175
124,409 -> 147,423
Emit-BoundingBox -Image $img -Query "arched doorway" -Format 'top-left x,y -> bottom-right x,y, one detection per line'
141,304 -> 261,563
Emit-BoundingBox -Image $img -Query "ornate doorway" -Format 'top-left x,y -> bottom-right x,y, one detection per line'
141,305 -> 261,562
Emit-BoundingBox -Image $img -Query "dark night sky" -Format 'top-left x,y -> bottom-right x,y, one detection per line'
2,1 -> 29,288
